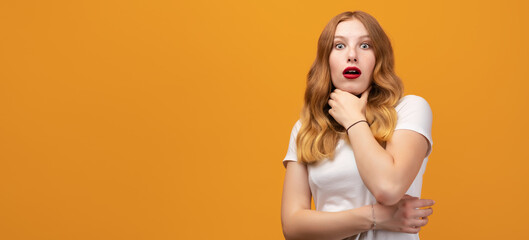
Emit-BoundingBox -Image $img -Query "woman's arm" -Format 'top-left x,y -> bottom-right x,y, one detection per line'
281,161 -> 371,240
328,89 -> 431,206
346,125 -> 428,206
281,161 -> 434,240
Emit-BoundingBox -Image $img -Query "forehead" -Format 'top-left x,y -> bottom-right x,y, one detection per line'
334,19 -> 369,38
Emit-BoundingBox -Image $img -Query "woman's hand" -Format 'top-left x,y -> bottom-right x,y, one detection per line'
328,87 -> 371,128
375,195 -> 434,234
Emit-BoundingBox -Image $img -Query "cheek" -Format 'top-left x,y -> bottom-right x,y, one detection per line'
364,54 -> 376,72
328,58 -> 341,80
329,53 -> 339,70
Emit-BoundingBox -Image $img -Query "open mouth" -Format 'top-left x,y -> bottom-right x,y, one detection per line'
343,67 -> 361,79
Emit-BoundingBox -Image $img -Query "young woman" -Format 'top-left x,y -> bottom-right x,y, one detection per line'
281,11 -> 435,240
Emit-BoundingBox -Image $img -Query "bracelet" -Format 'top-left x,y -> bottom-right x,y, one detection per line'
371,203 -> 376,230
346,120 -> 368,134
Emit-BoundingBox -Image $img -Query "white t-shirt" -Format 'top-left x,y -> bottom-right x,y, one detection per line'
283,95 -> 433,240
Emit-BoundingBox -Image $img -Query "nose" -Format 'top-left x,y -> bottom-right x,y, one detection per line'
347,48 -> 358,63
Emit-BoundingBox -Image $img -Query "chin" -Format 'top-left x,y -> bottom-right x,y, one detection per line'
333,83 -> 368,96
346,88 -> 363,96
350,86 -> 370,96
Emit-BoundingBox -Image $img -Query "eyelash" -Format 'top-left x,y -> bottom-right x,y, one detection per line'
335,42 -> 371,49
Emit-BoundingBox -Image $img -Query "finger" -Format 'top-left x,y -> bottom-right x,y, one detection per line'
402,226 -> 421,234
329,92 -> 336,100
328,108 -> 334,116
328,99 -> 335,108
410,207 -> 433,218
410,217 -> 429,227
410,199 -> 435,208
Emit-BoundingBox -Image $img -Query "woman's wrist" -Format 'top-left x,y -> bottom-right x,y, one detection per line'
372,203 -> 395,231
348,205 -> 377,232
345,119 -> 369,135
343,114 -> 367,128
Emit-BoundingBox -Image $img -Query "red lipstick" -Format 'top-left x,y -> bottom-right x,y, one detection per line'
343,66 -> 362,79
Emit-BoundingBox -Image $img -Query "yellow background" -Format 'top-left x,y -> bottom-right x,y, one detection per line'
1,0 -> 528,239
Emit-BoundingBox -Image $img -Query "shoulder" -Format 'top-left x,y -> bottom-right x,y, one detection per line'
395,95 -> 432,115
394,95 -> 433,126
396,95 -> 428,108
288,119 -> 303,136
294,119 -> 301,127
294,119 -> 302,128
393,95 -> 434,157
291,119 -> 302,131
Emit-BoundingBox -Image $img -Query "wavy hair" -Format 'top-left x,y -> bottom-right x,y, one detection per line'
296,11 -> 404,164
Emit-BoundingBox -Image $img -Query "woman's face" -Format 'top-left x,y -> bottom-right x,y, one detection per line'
329,19 -> 375,96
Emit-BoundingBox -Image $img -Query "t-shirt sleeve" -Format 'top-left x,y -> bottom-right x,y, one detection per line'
283,119 -> 302,168
394,95 -> 434,158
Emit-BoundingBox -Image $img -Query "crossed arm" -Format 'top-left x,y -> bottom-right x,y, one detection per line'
327,89 -> 431,206
281,160 -> 433,240
281,160 -> 374,240
346,125 -> 429,206
282,92 -> 432,239
281,129 -> 432,240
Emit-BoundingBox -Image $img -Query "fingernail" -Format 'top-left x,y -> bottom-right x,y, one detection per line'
433,200 -> 436,204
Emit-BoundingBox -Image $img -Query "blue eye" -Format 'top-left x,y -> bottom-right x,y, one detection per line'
335,43 -> 345,49
360,43 -> 370,49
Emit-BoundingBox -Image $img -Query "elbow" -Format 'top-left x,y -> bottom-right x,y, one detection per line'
281,213 -> 298,240
282,222 -> 293,240
372,184 -> 404,206
375,193 -> 401,206
282,222 -> 305,240
283,231 -> 296,240
282,224 -> 299,240
282,213 -> 308,240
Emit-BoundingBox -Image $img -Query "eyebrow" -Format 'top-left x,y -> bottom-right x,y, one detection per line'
334,35 -> 371,40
